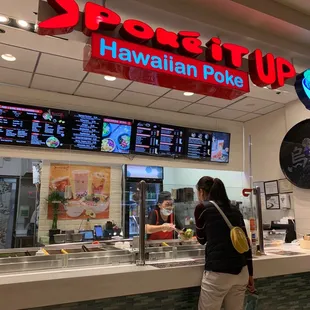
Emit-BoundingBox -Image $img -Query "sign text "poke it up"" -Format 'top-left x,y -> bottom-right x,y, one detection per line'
38,0 -> 296,99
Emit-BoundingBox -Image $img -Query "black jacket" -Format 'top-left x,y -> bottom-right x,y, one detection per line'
195,201 -> 253,276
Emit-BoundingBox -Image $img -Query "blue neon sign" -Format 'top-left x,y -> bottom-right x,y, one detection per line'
295,69 -> 310,110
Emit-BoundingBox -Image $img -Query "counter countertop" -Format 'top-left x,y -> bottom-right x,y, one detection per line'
1,244 -> 310,310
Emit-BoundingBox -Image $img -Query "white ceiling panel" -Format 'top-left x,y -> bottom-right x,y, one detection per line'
180,104 -> 220,116
164,90 -> 205,102
0,44 -> 39,72
36,54 -> 87,81
84,73 -> 132,89
114,91 -> 158,106
149,98 -> 191,111
31,74 -> 79,94
127,82 -> 170,96
75,83 -> 122,101
249,84 -> 298,103
229,97 -> 275,112
197,96 -> 240,108
255,102 -> 285,115
0,67 -> 32,87
209,109 -> 247,120
235,113 -> 261,122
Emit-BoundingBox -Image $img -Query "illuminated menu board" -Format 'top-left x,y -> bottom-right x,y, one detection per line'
186,129 -> 231,163
71,112 -> 102,151
101,118 -> 132,154
187,129 -> 212,160
70,112 -> 132,154
0,103 -> 68,148
133,121 -> 184,156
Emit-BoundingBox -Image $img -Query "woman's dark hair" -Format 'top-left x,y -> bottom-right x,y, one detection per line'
197,176 -> 230,206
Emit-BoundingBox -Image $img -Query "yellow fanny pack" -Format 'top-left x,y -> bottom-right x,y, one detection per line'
210,201 -> 249,254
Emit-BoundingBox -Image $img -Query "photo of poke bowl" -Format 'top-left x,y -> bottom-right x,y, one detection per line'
101,138 -> 116,152
117,133 -> 131,151
66,201 -> 84,218
81,195 -> 110,214
46,136 -> 60,148
102,122 -> 112,137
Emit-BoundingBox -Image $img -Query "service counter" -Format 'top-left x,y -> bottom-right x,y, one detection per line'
1,242 -> 310,310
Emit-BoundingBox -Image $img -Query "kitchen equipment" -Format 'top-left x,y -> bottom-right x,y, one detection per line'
300,239 -> 310,249
54,234 -> 66,244
303,234 -> 310,241
72,233 -> 83,243
122,165 -> 164,238
61,230 -> 74,242
263,230 -> 286,246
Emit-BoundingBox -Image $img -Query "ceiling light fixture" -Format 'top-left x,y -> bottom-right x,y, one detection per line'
17,20 -> 30,29
1,54 -> 16,62
184,92 -> 194,96
104,75 -> 116,81
0,15 -> 9,24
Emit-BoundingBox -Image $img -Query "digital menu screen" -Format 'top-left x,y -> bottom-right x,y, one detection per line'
71,112 -> 102,151
187,130 -> 213,160
0,103 -> 68,148
186,129 -> 230,163
101,118 -> 132,154
133,121 -> 184,156
211,132 -> 231,163
70,112 -> 132,154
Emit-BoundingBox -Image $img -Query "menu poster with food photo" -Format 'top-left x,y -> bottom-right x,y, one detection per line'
48,164 -> 111,220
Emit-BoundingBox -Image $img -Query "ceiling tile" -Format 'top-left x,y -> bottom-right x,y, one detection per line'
235,113 -> 261,122
229,97 -> 275,112
249,83 -> 297,103
180,104 -> 220,116
0,67 -> 32,87
150,98 -> 191,111
0,44 -> 39,72
197,96 -> 241,108
84,73 -> 131,89
209,109 -> 247,120
255,103 -> 285,115
127,82 -> 170,96
164,90 -> 205,102
31,74 -> 79,94
114,91 -> 158,106
36,54 -> 86,81
75,83 -> 121,101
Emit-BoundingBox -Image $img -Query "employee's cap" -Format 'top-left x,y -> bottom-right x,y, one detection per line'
158,191 -> 173,204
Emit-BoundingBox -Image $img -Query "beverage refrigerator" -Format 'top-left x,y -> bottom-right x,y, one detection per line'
122,165 -> 163,238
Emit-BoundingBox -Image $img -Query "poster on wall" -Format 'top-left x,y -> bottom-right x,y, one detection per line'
264,181 -> 279,195
253,181 -> 265,194
266,195 -> 280,210
278,179 -> 293,194
48,164 -> 110,220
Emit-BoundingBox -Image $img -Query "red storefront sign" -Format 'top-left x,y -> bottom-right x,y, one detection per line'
38,0 -> 296,100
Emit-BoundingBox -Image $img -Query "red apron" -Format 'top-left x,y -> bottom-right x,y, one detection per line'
148,210 -> 174,240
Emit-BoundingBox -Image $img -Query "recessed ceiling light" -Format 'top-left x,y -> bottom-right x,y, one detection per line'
0,15 -> 9,24
17,20 -> 30,29
245,103 -> 255,107
1,54 -> 16,62
184,92 -> 194,96
104,75 -> 116,81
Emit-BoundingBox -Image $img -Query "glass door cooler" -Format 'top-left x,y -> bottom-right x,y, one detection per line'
122,165 -> 163,238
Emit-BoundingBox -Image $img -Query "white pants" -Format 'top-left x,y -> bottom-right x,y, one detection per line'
198,267 -> 248,310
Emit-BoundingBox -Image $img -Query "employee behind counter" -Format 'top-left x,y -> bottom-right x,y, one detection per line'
146,191 -> 183,240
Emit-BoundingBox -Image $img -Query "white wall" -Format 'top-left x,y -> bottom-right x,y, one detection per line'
244,100 -> 310,234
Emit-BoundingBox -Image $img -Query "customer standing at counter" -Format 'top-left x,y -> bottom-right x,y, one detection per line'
195,177 -> 254,310
146,191 -> 183,240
